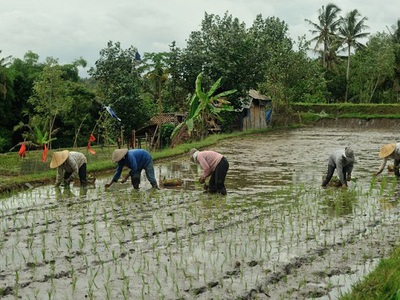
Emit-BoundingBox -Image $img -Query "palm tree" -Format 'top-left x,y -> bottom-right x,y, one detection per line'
305,3 -> 341,68
337,9 -> 370,101
325,35 -> 344,70
140,52 -> 169,114
389,19 -> 400,43
0,51 -> 12,99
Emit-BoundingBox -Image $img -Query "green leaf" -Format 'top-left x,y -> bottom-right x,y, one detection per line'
207,77 -> 222,98
170,122 -> 184,139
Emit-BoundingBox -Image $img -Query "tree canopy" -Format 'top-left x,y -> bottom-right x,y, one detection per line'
1,6 -> 400,152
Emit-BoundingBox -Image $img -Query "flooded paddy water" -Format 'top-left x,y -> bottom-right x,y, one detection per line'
1,127 -> 400,299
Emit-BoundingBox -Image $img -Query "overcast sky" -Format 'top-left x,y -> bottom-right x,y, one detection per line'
2,0 -> 398,77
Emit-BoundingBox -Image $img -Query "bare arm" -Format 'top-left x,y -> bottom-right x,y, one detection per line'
375,157 -> 388,176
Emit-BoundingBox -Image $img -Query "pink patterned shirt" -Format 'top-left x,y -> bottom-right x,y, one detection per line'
196,151 -> 223,180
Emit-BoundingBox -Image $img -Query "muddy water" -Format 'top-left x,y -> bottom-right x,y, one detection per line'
1,127 -> 400,299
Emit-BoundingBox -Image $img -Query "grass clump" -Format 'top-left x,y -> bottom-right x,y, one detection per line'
340,247 -> 400,300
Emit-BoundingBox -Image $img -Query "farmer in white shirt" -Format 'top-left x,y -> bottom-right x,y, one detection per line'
50,150 -> 88,187
322,147 -> 355,188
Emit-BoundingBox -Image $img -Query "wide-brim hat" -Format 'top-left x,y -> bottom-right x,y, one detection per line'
379,143 -> 396,158
344,147 -> 354,160
112,148 -> 128,163
50,150 -> 69,168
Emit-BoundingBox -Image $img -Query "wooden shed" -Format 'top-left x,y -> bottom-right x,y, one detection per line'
134,113 -> 187,149
238,90 -> 272,131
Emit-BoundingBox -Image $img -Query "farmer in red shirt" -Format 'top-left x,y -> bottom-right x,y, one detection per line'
189,148 -> 229,195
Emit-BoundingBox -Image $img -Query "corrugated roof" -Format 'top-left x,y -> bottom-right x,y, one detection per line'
150,113 -> 187,125
248,89 -> 270,101
235,90 -> 271,111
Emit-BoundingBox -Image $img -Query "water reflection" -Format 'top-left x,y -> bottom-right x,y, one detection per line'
2,127 -> 400,300
3,127 -> 400,210
54,186 -> 73,200
54,186 -> 89,200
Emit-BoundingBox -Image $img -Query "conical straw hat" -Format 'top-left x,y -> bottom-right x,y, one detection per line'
50,150 -> 69,168
112,149 -> 128,163
378,143 -> 395,158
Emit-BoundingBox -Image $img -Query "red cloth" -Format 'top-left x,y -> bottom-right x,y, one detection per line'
87,143 -> 96,155
18,142 -> 26,157
42,144 -> 48,162
89,133 -> 96,142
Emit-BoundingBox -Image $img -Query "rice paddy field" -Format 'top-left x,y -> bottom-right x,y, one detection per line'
1,127 -> 400,299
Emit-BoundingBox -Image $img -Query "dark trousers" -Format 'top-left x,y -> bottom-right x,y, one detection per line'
208,157 -> 229,195
64,163 -> 88,185
130,161 -> 158,189
324,164 -> 350,186
395,158 -> 400,177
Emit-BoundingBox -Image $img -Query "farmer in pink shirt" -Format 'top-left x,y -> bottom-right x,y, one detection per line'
189,148 -> 229,195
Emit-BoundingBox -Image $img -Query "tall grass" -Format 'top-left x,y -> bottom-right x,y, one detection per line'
340,247 -> 400,299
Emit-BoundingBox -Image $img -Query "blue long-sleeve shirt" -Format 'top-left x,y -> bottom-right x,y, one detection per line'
112,149 -> 153,182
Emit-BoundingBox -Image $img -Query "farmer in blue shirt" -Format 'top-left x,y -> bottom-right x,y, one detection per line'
105,149 -> 159,189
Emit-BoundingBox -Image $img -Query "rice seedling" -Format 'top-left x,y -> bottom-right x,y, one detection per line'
1,129 -> 400,299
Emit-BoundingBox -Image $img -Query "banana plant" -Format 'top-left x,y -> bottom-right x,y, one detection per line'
35,126 -> 55,147
13,121 -> 57,150
171,72 -> 236,140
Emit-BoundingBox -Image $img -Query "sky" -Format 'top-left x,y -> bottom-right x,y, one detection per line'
1,0 -> 398,77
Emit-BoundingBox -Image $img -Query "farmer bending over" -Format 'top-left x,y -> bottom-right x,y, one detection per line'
322,147 -> 355,188
189,148 -> 229,195
374,143 -> 400,178
105,149 -> 159,189
50,150 -> 88,187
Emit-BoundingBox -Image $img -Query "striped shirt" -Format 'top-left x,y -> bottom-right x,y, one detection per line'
55,151 -> 87,184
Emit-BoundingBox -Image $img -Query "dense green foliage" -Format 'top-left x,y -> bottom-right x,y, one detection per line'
171,72 -> 236,140
88,41 -> 155,145
1,4 -> 400,154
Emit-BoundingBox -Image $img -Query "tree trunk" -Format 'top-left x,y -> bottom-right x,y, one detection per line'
345,46 -> 351,102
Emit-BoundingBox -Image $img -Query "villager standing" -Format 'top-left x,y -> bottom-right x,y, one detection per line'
189,148 -> 229,195
105,149 -> 159,189
322,147 -> 355,188
374,143 -> 400,177
50,150 -> 88,187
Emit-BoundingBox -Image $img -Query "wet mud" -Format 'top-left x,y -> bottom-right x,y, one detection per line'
1,127 -> 400,299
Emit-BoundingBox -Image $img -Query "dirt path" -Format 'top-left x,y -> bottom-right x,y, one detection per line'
1,127 -> 399,299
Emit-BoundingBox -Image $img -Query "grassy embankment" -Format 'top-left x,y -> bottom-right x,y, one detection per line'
0,127 -> 283,193
292,102 -> 400,124
340,246 -> 400,299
